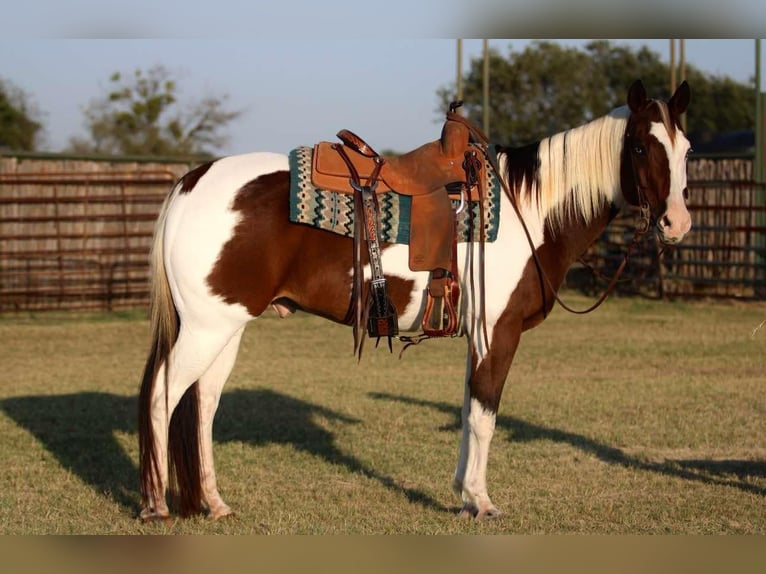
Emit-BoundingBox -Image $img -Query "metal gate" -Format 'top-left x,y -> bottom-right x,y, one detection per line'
572,180 -> 766,300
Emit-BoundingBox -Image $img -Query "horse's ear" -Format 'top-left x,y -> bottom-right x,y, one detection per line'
669,80 -> 691,117
627,80 -> 647,113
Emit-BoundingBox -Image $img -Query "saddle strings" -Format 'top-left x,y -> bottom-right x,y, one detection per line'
445,109 -> 493,353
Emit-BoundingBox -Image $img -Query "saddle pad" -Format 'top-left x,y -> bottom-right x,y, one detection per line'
288,146 -> 500,244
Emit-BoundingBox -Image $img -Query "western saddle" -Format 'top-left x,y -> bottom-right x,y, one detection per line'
310,102 -> 489,355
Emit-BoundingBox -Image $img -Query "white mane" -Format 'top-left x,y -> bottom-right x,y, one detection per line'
521,106 -> 630,232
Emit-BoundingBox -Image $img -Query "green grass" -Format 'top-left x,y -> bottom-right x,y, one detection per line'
0,295 -> 764,534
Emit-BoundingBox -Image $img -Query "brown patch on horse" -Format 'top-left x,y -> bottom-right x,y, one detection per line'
469,204 -> 615,414
468,314 -> 522,412
207,171 -> 415,324
178,161 -> 215,193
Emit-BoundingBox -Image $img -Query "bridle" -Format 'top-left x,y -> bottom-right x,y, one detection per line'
483,120 -> 656,317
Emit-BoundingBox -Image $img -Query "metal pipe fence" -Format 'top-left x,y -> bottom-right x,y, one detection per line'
570,180 -> 766,300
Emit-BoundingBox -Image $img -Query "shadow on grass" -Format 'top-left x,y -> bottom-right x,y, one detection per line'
1,392 -> 138,512
369,392 -> 766,497
1,389 -> 446,517
214,389 -> 446,512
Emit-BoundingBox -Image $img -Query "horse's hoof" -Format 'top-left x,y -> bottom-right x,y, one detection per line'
139,508 -> 173,524
208,506 -> 235,521
457,502 -> 503,522
474,506 -> 503,522
458,503 -> 477,520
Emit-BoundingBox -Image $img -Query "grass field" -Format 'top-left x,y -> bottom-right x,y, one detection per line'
0,295 -> 764,534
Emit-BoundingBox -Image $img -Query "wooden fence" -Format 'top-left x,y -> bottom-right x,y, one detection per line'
0,155 -> 193,312
0,154 -> 764,313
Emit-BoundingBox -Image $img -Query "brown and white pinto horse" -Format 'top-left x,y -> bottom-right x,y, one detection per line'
138,80 -> 692,521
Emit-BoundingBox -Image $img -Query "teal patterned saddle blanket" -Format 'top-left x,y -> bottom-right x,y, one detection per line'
288,146 -> 501,244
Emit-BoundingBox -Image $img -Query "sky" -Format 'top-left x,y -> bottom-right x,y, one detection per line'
0,15 -> 766,158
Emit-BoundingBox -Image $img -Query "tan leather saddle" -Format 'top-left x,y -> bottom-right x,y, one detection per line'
309,105 -> 489,352
312,114 -> 483,272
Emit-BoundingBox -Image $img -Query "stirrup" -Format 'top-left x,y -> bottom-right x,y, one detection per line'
422,272 -> 461,338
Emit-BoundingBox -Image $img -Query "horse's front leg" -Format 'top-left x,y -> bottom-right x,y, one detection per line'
453,320 -> 521,521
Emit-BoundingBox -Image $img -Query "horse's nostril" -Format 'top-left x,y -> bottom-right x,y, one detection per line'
662,215 -> 672,228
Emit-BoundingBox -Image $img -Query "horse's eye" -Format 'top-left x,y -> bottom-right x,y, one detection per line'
685,148 -> 693,161
633,143 -> 645,156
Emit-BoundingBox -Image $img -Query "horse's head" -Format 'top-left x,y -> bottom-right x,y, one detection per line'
621,79 -> 692,245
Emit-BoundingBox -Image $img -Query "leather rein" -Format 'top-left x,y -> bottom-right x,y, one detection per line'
450,111 -> 654,317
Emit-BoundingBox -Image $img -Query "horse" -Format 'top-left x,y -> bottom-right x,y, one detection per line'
138,79 -> 692,522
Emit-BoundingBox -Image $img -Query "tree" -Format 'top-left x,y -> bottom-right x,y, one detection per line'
439,41 -> 754,149
0,78 -> 44,151
69,66 -> 241,157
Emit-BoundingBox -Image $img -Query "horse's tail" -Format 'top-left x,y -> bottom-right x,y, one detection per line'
138,187 -> 203,517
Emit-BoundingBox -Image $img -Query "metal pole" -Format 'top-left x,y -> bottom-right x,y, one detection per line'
483,39 -> 490,137
680,39 -> 687,132
756,39 -> 765,297
670,39 -> 677,94
756,39 -> 763,183
456,39 -> 463,103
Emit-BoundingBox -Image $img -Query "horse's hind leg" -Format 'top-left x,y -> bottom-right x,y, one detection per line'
197,325 -> 245,519
141,322 -> 241,521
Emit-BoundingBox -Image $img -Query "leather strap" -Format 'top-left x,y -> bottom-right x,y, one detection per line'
334,143 -> 397,355
398,214 -> 462,353
337,129 -> 380,158
479,141 -> 651,317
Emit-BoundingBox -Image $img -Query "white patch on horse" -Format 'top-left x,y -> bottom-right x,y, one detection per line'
354,244 -> 429,332
165,152 -> 288,325
453,397 -> 499,516
649,121 -> 692,242
459,189 -> 544,359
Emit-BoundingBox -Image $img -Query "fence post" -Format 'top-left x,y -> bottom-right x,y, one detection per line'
754,40 -> 765,297
757,92 -> 766,297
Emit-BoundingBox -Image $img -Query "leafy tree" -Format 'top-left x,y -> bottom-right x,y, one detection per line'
439,40 -> 754,149
0,78 -> 44,151
69,66 -> 241,157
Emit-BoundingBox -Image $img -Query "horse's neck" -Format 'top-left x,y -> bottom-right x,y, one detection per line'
546,202 -> 615,270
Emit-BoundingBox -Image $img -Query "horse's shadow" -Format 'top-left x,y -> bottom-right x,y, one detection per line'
0,389 -> 445,516
369,392 -> 766,497
2,392 -> 138,511
5,388 -> 759,520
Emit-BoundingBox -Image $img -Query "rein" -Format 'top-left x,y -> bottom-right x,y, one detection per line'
541,206 -> 650,315
451,111 -> 654,318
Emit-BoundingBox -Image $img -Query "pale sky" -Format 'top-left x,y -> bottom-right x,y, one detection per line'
3,0 -> 765,156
